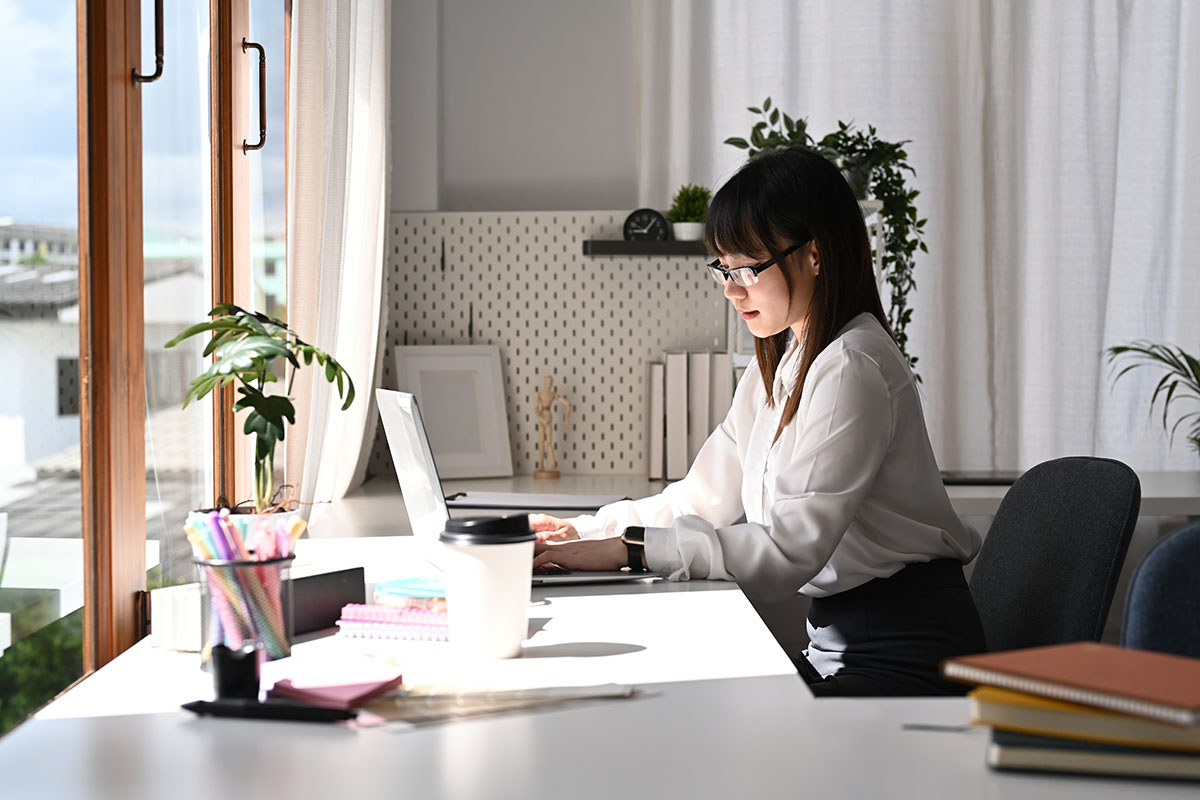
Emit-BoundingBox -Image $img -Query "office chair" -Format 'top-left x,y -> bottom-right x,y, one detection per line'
968,457 -> 1140,653
1122,520 -> 1200,658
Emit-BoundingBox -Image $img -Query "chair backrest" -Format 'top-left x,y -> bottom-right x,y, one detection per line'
1122,520 -> 1200,658
968,457 -> 1140,653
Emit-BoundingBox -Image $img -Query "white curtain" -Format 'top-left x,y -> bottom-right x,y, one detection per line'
286,0 -> 389,514
636,0 -> 1200,472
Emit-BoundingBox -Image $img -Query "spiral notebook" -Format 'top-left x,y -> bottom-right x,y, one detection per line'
942,642 -> 1200,726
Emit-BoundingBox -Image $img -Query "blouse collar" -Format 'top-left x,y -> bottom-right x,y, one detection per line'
772,332 -> 804,401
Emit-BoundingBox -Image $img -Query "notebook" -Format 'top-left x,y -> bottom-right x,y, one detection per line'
942,641 -> 1200,726
376,388 -> 654,586
986,728 -> 1200,780
969,686 -> 1200,752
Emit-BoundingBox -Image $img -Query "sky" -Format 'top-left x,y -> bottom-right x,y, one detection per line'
0,0 -> 285,236
0,0 -> 79,228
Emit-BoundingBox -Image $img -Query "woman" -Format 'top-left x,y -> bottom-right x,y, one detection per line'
532,148 -> 986,697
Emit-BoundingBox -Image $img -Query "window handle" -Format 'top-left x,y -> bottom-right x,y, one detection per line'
132,0 -> 164,84
242,39 -> 266,152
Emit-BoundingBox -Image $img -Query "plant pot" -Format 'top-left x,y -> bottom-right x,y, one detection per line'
841,166 -> 873,201
672,221 -> 704,241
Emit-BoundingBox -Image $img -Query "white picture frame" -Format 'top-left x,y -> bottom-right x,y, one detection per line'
393,345 -> 514,478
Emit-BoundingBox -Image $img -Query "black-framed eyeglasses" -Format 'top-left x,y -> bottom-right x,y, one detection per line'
706,241 -> 808,287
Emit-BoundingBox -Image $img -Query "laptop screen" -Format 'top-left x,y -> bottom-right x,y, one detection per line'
376,389 -> 451,540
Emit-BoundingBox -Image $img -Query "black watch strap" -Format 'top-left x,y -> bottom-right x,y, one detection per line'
622,526 -> 648,573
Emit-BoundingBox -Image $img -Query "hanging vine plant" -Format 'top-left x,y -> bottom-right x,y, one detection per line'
725,97 -> 927,378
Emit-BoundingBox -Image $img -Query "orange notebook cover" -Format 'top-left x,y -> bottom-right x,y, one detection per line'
942,642 -> 1200,726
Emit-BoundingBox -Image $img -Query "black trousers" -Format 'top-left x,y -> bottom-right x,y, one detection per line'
794,558 -> 987,697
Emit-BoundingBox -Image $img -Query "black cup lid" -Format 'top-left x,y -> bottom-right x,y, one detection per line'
439,514 -> 535,545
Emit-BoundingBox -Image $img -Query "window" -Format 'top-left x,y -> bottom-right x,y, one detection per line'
0,0 -> 84,736
142,0 -> 215,590
0,0 -> 294,737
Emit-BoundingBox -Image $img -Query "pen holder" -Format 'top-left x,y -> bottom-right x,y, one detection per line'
195,555 -> 294,670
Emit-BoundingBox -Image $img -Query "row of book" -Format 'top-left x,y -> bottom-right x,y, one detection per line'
647,351 -> 735,480
941,641 -> 1200,781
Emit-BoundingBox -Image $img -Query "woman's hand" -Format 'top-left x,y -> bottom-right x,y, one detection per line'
529,513 -> 580,543
533,537 -> 627,571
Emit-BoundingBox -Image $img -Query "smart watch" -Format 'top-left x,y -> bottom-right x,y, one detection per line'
620,526 -> 648,573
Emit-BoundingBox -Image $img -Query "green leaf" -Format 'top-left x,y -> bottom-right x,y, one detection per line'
164,318 -> 248,349
747,106 -> 762,114
724,137 -> 750,149
210,336 -> 298,376
769,108 -> 779,125
763,97 -> 772,112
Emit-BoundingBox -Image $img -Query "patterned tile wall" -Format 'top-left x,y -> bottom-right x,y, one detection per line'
368,211 -> 725,477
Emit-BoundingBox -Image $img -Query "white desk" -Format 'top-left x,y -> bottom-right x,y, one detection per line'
3,570 -> 1195,797
312,472 -> 1200,539
946,471 -> 1200,518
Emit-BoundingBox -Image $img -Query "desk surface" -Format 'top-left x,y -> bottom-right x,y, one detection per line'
310,471 -> 1200,538
4,480 -> 1199,797
4,575 -> 1194,798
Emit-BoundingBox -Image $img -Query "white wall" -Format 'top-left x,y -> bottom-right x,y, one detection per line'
0,321 -> 79,468
390,0 -> 638,212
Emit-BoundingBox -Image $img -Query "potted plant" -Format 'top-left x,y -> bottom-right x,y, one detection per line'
667,183 -> 712,241
165,303 -> 356,513
1107,341 -> 1200,456
725,97 -> 926,378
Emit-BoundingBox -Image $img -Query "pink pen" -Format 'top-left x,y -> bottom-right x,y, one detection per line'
256,515 -> 275,560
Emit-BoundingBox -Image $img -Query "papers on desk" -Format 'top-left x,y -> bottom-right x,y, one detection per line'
444,492 -> 629,511
357,684 -> 638,727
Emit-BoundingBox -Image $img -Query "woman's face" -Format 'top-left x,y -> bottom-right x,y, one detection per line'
719,242 -> 818,340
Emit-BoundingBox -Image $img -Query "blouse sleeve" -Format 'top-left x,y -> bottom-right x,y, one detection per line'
646,348 -> 894,602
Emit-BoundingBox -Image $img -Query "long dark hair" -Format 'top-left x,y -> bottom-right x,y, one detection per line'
704,148 -> 892,437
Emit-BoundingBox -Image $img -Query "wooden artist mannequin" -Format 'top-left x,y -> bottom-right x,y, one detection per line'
533,376 -> 571,479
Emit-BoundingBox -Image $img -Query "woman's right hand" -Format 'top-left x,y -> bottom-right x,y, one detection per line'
529,513 -> 580,542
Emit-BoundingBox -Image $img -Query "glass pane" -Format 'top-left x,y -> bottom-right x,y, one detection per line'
249,1 -> 286,320
0,2 -> 84,734
142,0 -> 214,589
247,0 -> 288,500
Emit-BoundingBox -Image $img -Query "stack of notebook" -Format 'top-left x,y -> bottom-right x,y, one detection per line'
372,575 -> 447,611
941,642 -> 1200,781
337,603 -> 449,642
331,576 -> 451,642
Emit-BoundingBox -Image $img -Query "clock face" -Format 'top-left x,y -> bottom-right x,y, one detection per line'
623,208 -> 669,241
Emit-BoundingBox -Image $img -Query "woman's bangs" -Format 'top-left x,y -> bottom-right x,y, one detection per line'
704,181 -> 777,259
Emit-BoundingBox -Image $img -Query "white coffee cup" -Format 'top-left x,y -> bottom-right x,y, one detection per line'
438,515 -> 535,659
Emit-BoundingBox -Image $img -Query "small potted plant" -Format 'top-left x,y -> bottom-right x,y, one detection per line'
166,303 -> 356,514
1107,341 -> 1200,457
667,183 -> 712,241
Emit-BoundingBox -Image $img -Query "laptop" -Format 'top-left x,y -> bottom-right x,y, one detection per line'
376,388 -> 655,585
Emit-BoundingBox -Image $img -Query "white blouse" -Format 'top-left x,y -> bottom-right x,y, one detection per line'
571,312 -> 980,602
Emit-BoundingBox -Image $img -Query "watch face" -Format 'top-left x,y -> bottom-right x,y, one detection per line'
623,208 -> 669,241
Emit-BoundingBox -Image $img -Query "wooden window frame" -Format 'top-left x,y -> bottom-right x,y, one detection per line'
77,0 -> 148,670
210,0 -> 253,507
75,0 -> 281,669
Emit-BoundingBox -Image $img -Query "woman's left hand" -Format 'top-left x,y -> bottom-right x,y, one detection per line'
533,537 -> 627,571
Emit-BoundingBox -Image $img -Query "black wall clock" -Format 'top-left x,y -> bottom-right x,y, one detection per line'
622,208 -> 669,241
